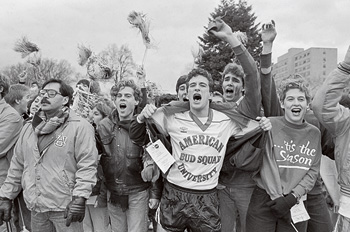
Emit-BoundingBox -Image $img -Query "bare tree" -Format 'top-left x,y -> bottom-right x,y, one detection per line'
1,58 -> 75,86
99,44 -> 136,83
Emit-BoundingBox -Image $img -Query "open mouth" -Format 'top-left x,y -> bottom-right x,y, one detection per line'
225,88 -> 234,94
193,93 -> 202,102
291,108 -> 301,116
119,103 -> 127,110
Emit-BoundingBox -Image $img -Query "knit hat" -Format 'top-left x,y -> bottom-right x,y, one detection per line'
176,75 -> 187,93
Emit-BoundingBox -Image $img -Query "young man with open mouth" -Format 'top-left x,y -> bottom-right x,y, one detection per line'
130,66 -> 271,232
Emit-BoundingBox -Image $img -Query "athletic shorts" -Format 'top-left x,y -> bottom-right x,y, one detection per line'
159,181 -> 221,232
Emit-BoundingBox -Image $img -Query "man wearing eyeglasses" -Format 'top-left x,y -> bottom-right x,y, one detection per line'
0,79 -> 98,232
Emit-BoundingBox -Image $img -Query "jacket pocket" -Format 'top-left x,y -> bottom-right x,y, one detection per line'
59,170 -> 75,195
126,143 -> 143,159
126,144 -> 143,173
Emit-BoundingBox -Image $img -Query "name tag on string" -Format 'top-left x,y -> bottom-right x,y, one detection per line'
146,140 -> 175,174
291,199 -> 310,224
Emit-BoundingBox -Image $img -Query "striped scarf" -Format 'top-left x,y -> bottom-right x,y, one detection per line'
32,107 -> 70,136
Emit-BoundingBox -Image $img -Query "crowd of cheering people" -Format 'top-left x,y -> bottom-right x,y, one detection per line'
0,18 -> 349,232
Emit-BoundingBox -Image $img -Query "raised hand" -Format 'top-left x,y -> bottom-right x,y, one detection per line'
136,65 -> 147,88
208,18 -> 233,42
136,65 -> 146,81
261,20 -> 277,44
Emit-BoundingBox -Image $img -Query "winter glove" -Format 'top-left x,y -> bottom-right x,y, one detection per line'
0,197 -> 12,225
266,193 -> 297,222
64,196 -> 86,227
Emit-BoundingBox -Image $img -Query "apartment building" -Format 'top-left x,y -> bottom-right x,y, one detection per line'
272,47 -> 337,93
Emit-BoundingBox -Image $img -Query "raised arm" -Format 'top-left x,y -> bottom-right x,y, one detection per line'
136,66 -> 148,114
259,20 -> 284,117
209,18 -> 261,118
312,45 -> 350,136
129,104 -> 166,146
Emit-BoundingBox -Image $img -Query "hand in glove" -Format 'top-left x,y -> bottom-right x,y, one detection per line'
266,193 -> 297,222
64,196 -> 86,227
0,197 -> 12,226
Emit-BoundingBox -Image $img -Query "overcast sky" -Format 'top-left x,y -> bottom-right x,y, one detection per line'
1,0 -> 349,93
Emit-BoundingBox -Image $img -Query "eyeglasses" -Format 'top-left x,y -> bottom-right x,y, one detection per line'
39,89 -> 62,98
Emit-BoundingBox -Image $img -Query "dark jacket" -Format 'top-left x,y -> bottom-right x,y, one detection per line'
98,109 -> 162,199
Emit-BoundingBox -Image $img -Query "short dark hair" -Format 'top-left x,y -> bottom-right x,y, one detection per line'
42,79 -> 74,107
187,68 -> 214,92
0,74 -> 10,98
4,84 -> 30,107
222,62 -> 245,86
176,75 -> 187,93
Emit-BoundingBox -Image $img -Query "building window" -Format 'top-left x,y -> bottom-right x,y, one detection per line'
323,71 -> 326,75
323,64 -> 326,68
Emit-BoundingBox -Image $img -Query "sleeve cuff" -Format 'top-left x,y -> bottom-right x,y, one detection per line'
339,62 -> 350,75
232,44 -> 246,56
260,53 -> 272,68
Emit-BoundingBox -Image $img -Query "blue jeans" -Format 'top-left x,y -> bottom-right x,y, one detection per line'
218,185 -> 254,232
246,187 -> 307,232
305,193 -> 333,232
108,190 -> 149,232
83,205 -> 110,232
31,211 -> 83,232
13,191 -> 31,232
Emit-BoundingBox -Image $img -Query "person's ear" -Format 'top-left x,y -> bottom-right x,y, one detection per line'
62,96 -> 69,106
280,100 -> 285,109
